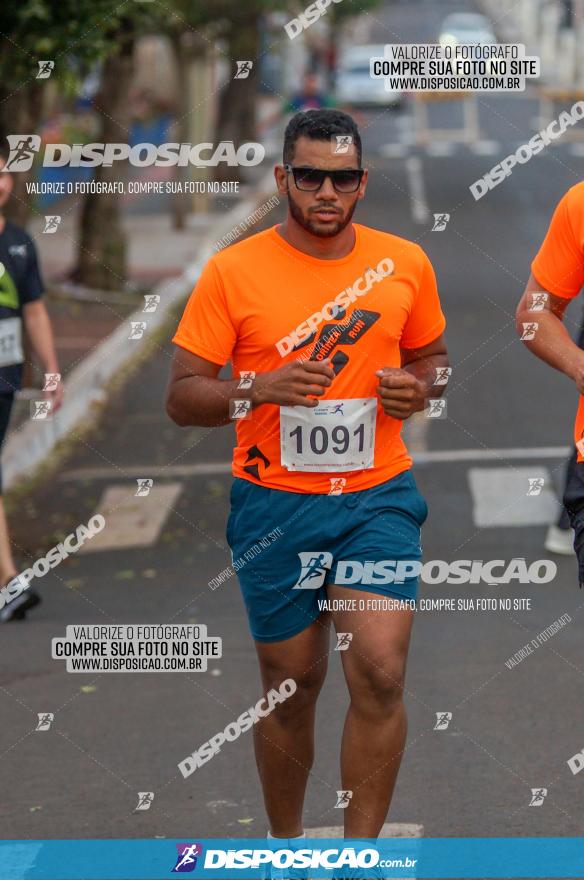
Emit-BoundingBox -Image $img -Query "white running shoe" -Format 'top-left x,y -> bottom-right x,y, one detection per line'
544,525 -> 575,556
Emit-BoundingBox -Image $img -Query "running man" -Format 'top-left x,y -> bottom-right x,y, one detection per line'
517,181 -> 584,585
167,110 -> 448,847
0,148 -> 63,621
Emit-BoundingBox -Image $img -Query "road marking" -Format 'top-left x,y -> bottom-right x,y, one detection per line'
59,446 -> 571,482
61,463 -> 233,481
413,445 -> 569,464
468,466 -> 558,527
425,141 -> 455,157
305,823 -> 423,837
471,140 -> 500,155
378,143 -> 408,159
402,410 -> 429,453
79,482 -> 182,551
405,156 -> 430,224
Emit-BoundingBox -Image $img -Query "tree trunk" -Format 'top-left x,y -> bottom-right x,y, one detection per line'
0,81 -> 45,228
76,20 -> 135,290
169,31 -> 190,230
214,10 -> 261,183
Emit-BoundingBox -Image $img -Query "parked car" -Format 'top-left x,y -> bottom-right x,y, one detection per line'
437,12 -> 497,47
335,45 -> 403,108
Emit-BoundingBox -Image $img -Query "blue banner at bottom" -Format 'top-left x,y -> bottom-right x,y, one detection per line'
1,837 -> 583,879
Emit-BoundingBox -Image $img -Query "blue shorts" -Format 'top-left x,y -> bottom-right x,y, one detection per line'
226,469 -> 428,643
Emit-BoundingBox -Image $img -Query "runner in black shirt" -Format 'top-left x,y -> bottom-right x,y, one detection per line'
0,150 -> 63,621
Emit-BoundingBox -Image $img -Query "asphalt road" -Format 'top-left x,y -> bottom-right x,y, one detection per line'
2,0 -> 584,861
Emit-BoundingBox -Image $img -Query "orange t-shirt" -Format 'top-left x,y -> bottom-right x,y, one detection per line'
172,223 -> 446,493
531,182 -> 584,459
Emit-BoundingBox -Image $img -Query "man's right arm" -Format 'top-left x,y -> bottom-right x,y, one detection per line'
515,272 -> 584,393
165,347 -> 335,428
166,347 -> 240,427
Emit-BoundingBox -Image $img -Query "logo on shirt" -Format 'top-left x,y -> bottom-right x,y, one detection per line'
242,445 -> 270,480
305,308 -> 381,375
0,265 -> 19,309
275,257 -> 393,357
7,244 -> 27,258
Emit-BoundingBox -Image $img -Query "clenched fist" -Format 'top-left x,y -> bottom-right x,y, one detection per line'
376,367 -> 426,420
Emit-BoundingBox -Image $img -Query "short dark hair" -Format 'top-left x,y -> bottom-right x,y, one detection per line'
283,109 -> 362,166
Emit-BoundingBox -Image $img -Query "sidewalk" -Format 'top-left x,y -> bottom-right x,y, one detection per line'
6,169 -> 278,489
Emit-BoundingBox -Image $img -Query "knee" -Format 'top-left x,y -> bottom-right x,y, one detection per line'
261,665 -> 327,720
348,664 -> 405,717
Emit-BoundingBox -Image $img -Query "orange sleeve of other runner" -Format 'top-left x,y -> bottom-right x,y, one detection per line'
172,258 -> 237,366
532,183 -> 584,299
400,247 -> 446,349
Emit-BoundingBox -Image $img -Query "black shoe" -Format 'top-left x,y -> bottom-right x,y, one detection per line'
0,587 -> 42,622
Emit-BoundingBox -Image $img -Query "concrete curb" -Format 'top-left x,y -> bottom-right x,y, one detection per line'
4,170 -> 279,490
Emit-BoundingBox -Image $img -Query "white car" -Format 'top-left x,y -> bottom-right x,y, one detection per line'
335,45 -> 402,108
438,12 -> 497,47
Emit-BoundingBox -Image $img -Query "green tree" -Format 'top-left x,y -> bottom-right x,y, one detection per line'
169,0 -> 283,188
0,0 -> 121,226
75,14 -> 137,290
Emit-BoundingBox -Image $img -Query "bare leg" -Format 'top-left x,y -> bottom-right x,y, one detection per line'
253,612 -> 331,837
0,496 -> 17,583
328,585 -> 415,839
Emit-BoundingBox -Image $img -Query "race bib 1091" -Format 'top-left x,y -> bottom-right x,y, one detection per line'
280,398 -> 376,472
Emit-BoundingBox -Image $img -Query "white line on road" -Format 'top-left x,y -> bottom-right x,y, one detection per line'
378,143 -> 409,159
425,142 -> 456,157
59,446 -> 571,482
61,463 -> 233,481
79,482 -> 183,551
402,410 -> 429,453
471,140 -> 500,155
405,156 -> 430,224
468,466 -> 558,527
305,823 -> 423,838
412,445 -> 570,464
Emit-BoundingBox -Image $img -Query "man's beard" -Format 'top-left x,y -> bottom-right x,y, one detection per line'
287,191 -> 358,238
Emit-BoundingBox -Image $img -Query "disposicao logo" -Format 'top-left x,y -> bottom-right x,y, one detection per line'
172,843 -> 203,873
2,135 -> 265,171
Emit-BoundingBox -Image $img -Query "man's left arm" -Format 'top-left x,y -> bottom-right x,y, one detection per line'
21,236 -> 63,412
23,300 -> 63,412
376,334 -> 449,420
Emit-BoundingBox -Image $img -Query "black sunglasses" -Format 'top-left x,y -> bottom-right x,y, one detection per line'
284,164 -> 364,193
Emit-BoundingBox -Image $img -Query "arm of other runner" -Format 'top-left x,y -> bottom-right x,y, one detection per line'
516,273 -> 584,391
166,347 -> 335,428
21,235 -> 63,412
376,333 -> 449,420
